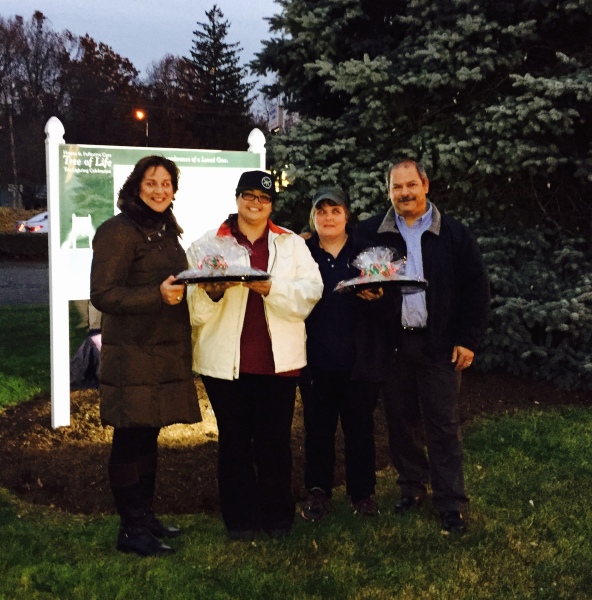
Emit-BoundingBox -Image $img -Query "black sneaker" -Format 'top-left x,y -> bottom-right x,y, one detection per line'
116,526 -> 175,556
353,497 -> 379,517
394,495 -> 423,515
440,510 -> 466,533
301,488 -> 329,521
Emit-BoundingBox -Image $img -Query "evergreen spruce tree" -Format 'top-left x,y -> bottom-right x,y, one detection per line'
183,4 -> 255,149
253,0 -> 592,237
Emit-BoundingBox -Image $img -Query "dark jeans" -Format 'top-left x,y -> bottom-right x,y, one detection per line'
383,331 -> 468,512
202,374 -> 297,533
300,367 -> 379,503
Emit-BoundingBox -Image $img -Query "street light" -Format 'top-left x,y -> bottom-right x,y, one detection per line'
134,109 -> 149,146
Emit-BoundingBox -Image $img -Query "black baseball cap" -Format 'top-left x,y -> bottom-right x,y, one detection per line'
235,170 -> 277,201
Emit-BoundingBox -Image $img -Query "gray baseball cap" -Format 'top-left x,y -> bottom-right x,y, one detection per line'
311,187 -> 348,208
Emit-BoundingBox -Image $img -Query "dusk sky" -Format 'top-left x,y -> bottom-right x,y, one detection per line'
3,0 -> 279,77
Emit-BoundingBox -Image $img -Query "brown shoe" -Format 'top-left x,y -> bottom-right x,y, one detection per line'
353,497 -> 379,517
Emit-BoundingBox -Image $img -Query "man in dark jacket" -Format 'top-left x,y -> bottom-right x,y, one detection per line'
357,158 -> 490,532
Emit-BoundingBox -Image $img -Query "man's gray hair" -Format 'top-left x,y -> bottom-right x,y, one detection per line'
385,159 -> 428,190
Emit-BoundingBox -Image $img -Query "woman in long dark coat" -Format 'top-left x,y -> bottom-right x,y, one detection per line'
91,155 -> 201,556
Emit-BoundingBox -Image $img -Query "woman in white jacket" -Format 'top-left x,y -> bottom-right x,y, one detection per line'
187,170 -> 323,540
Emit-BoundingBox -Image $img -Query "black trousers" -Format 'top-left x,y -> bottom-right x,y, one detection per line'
300,368 -> 379,503
109,427 -> 160,467
108,427 -> 161,524
383,331 -> 468,512
202,374 -> 297,533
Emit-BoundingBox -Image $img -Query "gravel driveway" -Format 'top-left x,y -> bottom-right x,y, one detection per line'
0,260 -> 49,305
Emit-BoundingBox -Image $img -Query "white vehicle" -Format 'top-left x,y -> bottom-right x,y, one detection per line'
15,211 -> 48,233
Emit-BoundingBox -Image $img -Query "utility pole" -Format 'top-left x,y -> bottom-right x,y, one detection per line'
6,91 -> 22,209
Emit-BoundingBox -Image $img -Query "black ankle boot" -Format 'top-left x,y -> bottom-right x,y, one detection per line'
138,453 -> 182,538
109,468 -> 176,557
143,512 -> 182,538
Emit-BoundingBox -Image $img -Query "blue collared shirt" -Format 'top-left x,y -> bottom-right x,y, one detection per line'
396,203 -> 433,328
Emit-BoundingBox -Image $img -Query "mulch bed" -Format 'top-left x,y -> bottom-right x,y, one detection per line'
0,371 -> 588,516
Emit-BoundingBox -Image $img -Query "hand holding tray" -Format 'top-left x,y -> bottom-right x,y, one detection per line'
179,235 -> 270,285
173,272 -> 270,285
334,277 -> 427,294
333,246 -> 427,294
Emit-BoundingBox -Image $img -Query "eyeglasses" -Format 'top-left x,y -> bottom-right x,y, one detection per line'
241,192 -> 272,204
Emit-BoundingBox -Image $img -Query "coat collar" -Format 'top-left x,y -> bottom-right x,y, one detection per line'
377,203 -> 442,236
120,196 -> 183,237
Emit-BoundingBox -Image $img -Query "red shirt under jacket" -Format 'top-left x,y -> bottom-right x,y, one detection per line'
228,217 -> 299,377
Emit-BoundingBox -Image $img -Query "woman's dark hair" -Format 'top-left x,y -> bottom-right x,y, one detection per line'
118,155 -> 180,202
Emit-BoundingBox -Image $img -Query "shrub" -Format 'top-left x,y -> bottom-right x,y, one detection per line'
0,233 -> 48,259
461,212 -> 592,390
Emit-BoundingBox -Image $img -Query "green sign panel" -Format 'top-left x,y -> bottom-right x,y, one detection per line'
58,144 -> 261,248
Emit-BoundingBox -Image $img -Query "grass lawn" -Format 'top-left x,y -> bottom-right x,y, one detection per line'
0,305 -> 85,410
1,407 -> 590,599
0,307 -> 590,598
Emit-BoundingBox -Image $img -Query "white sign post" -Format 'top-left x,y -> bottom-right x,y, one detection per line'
45,117 -> 266,428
